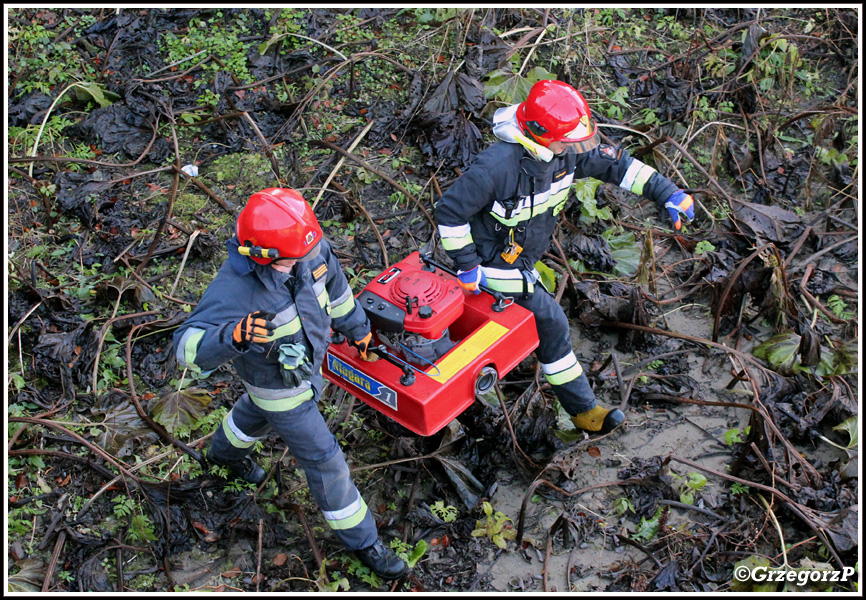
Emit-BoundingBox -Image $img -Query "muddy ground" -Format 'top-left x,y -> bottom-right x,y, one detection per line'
6,7 -> 860,595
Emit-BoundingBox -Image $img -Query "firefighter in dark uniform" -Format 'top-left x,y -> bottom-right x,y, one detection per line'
435,80 -> 695,435
173,188 -> 407,579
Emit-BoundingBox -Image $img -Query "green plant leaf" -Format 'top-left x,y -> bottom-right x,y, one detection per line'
686,472 -> 708,491
406,540 -> 428,567
534,260 -> 558,293
730,555 -> 778,592
149,387 -> 213,434
695,240 -> 716,255
71,82 -> 120,108
602,229 -> 641,277
482,66 -> 557,103
752,332 -> 804,375
832,415 -> 858,449
573,177 -> 603,205
259,32 -> 288,55
633,506 -> 663,542
613,497 -> 635,516
815,341 -> 857,377
724,428 -> 743,446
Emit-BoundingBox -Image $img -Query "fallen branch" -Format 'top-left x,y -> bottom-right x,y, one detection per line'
800,264 -> 847,324
516,478 -> 645,545
600,321 -> 778,382
308,139 -> 436,230
137,121 -> 181,274
9,417 -> 146,483
312,118 -> 376,209
669,455 -> 843,568
125,318 -> 206,468
616,533 -> 663,569
495,383 -> 540,473
330,180 -> 390,268
242,111 -> 282,184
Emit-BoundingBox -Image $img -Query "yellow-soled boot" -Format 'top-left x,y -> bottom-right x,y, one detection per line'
570,405 -> 625,435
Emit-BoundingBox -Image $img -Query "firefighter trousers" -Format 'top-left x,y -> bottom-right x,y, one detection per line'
208,393 -> 378,551
515,283 -> 598,415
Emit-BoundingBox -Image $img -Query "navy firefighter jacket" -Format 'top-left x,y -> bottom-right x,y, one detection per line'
173,237 -> 370,411
435,140 -> 679,278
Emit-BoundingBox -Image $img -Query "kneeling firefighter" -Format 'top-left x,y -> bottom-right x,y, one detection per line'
173,188 -> 407,579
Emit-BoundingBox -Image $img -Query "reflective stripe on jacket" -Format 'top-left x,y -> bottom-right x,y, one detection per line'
435,141 -> 679,274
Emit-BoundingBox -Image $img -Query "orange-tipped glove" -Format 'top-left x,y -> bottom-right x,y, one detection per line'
351,331 -> 379,362
664,190 -> 695,231
232,311 -> 277,348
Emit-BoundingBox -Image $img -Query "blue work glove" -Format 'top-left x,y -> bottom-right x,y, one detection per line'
457,266 -> 487,295
664,190 -> 695,231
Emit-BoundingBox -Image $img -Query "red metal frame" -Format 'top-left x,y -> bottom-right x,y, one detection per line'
324,253 -> 539,436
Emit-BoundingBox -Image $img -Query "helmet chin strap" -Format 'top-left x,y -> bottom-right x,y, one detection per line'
513,131 -> 554,162
493,105 -> 554,162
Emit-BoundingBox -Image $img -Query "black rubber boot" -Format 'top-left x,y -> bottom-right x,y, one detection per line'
355,539 -> 408,580
210,455 -> 266,485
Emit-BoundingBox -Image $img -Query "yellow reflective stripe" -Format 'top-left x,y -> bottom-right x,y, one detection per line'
324,497 -> 369,530
248,389 -> 314,412
620,160 -> 656,196
553,194 -> 569,216
317,290 -> 331,315
272,317 -> 302,338
482,267 -> 532,294
545,362 -> 583,385
489,186 -> 570,227
439,224 -> 474,251
183,329 -> 205,372
543,353 -> 584,386
483,277 -> 527,293
330,293 -> 356,319
245,381 -> 315,412
441,234 -> 474,251
631,166 -> 655,195
221,412 -> 257,449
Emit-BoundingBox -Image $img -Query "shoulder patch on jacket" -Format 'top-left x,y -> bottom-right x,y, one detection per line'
599,145 -> 622,160
312,264 -> 328,281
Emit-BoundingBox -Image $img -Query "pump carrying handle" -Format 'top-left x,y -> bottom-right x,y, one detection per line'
370,344 -> 416,386
419,254 -> 514,312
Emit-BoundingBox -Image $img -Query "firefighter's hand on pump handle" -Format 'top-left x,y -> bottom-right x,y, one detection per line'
351,331 -> 379,362
232,311 -> 277,348
457,265 -> 487,295
665,190 -> 695,231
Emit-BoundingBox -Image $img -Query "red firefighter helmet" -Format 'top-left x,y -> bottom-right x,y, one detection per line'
516,80 -> 599,152
236,188 -> 323,265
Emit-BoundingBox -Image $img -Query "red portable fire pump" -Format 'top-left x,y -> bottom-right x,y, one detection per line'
323,252 -> 540,436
